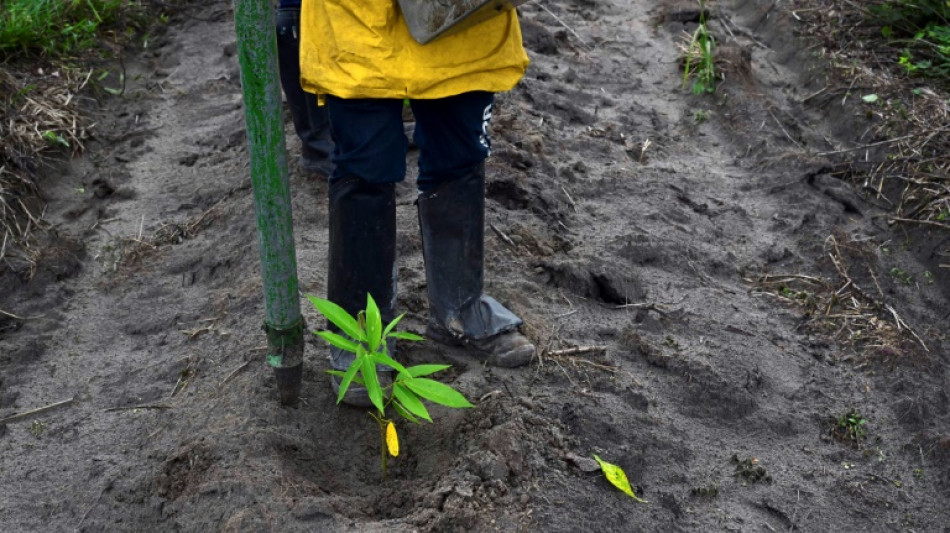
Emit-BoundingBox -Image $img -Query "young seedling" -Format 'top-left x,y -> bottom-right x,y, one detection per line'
833,409 -> 868,445
680,0 -> 719,94
308,293 -> 473,479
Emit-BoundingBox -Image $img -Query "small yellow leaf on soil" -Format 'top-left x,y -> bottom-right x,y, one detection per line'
386,421 -> 399,457
593,454 -> 647,503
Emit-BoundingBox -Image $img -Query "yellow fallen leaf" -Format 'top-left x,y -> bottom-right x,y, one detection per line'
386,421 -> 399,457
593,454 -> 647,503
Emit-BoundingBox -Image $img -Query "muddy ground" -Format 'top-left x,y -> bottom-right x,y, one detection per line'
2,0 -> 949,531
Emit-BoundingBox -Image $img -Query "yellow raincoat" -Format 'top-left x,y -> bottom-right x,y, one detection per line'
299,1 -> 529,99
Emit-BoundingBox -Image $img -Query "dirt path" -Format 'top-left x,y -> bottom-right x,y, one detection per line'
2,0 -> 949,531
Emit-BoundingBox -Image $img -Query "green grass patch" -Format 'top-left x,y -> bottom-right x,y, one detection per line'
0,0 -> 143,59
869,0 -> 950,77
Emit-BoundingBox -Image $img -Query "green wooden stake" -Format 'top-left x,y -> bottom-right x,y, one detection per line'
232,0 -> 303,405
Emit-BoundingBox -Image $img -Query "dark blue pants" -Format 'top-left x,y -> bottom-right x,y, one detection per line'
276,8 -> 333,166
325,92 -> 494,191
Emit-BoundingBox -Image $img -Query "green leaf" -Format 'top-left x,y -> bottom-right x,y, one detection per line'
328,369 -> 366,386
862,94 -> 879,103
362,356 -> 384,413
335,360 -> 361,405
392,400 -> 421,424
370,350 -> 407,374
388,331 -> 425,342
393,384 -> 432,422
307,295 -> 365,342
593,455 -> 648,503
400,364 -> 451,379
382,313 -> 405,339
404,378 -> 473,408
365,293 -> 382,353
315,331 -> 360,353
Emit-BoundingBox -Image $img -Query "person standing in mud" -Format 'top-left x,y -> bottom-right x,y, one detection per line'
298,2 -> 535,405
275,0 -> 333,176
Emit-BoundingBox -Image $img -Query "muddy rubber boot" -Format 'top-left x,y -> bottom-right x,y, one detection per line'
327,176 -> 397,406
417,164 -> 535,368
276,8 -> 333,176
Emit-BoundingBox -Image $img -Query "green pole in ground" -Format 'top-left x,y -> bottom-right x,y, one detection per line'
232,0 -> 303,405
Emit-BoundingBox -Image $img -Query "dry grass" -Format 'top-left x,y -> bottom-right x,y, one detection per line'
748,233 -> 928,362
788,0 -> 950,231
0,66 -> 91,278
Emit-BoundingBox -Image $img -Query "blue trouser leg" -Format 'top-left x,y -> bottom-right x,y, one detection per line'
325,97 -> 407,184
410,91 -> 494,191
325,92 -> 493,189
324,92 -> 519,341
275,8 -> 333,174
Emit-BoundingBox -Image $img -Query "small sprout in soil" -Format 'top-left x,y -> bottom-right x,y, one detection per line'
41,130 -> 69,148
732,455 -> 772,484
832,409 -> 868,445
309,293 -> 473,479
30,420 -> 47,438
690,485 -> 719,497
663,335 -> 680,349
923,270 -> 934,284
779,285 -> 810,301
913,468 -> 924,479
693,109 -> 710,124
679,0 -> 719,94
889,267 -> 913,285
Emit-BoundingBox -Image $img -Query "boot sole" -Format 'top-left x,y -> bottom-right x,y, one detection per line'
426,325 -> 535,368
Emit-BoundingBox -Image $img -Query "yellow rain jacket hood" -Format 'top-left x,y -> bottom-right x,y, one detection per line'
299,1 -> 529,99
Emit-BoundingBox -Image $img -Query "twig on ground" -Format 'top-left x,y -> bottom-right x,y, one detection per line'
489,223 -> 516,247
546,345 -> 608,357
888,217 -> 950,232
0,396 -> 75,425
478,390 -> 503,403
561,185 -> 577,212
768,109 -> 804,149
613,300 -> 676,316
76,483 -> 109,533
0,307 -> 45,320
219,359 -> 252,387
534,2 -> 590,48
816,132 -> 937,156
104,403 -> 171,412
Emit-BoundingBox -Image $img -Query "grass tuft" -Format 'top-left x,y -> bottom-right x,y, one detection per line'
0,0 -> 143,59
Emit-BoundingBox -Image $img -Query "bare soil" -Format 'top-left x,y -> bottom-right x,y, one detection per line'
2,0 -> 949,531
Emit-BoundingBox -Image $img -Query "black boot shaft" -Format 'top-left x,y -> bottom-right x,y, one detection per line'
418,165 -> 522,340
327,176 -> 397,322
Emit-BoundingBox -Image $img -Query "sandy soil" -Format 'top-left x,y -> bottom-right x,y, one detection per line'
2,0 -> 949,531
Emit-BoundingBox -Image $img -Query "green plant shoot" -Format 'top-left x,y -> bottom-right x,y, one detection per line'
681,0 -> 718,94
308,293 -> 473,478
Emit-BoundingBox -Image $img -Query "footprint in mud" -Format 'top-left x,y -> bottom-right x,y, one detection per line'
486,165 -> 570,222
538,258 -> 646,305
